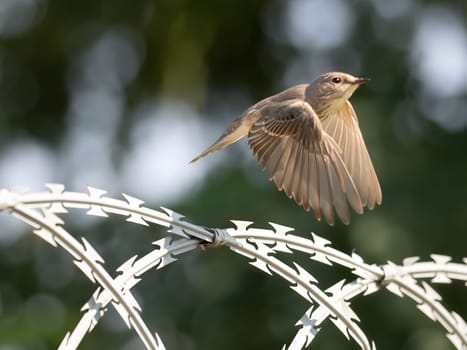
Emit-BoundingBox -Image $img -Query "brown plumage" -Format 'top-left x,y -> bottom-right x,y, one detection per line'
190,72 -> 382,225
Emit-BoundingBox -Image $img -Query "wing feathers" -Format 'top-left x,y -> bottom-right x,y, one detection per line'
308,151 -> 321,221
248,100 -> 363,225
321,102 -> 382,210
317,151 -> 334,225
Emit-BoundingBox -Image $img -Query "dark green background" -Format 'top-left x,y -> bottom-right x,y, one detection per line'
0,0 -> 466,349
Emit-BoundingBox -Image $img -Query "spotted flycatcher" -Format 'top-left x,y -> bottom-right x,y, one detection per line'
191,72 -> 382,225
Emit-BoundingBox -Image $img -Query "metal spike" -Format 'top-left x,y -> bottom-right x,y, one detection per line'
33,228 -> 58,247
87,186 -> 107,198
111,300 -> 132,329
351,252 -> 364,264
154,332 -> 167,350
81,237 -> 105,265
403,256 -> 420,266
421,281 -> 442,301
431,273 -> 452,284
46,183 -> 65,194
230,220 -> 254,231
269,222 -> 294,253
58,332 -> 72,350
416,302 -> 437,322
161,207 -> 185,221
161,207 -> 189,238
49,202 -> 68,214
43,185 -> 67,212
325,279 -> 347,296
74,259 -> 97,283
41,209 -> 64,226
250,259 -> 273,275
117,255 -> 139,274
269,222 -> 294,234
293,262 -> 318,285
310,232 -> 331,247
121,290 -> 142,313
430,254 -> 452,265
309,251 -> 333,266
122,194 -> 149,226
363,282 -> 380,296
126,214 -> 149,226
290,284 -> 313,303
158,255 -> 178,269
122,193 -> 145,207
87,205 -> 108,217
329,317 -> 350,340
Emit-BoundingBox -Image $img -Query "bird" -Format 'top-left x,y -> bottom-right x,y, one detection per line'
190,72 -> 382,225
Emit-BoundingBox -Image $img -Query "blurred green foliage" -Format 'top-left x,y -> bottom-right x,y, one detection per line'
0,0 -> 466,349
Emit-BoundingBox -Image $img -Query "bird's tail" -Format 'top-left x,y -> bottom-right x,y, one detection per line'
190,138 -> 231,163
190,116 -> 251,163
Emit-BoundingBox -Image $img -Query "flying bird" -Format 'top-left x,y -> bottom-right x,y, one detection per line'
191,72 -> 382,225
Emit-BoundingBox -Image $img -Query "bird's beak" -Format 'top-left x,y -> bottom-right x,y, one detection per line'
352,77 -> 370,85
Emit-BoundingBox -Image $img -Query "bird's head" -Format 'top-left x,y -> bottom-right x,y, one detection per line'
305,72 -> 369,114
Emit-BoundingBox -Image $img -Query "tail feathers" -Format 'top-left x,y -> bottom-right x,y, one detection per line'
190,142 -> 223,163
190,117 -> 252,163
190,154 -> 205,164
190,136 -> 240,163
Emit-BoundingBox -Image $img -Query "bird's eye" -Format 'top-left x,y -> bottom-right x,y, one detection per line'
331,77 -> 342,84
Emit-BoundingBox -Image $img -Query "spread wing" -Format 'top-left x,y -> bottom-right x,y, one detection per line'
321,101 -> 382,209
248,100 -> 363,225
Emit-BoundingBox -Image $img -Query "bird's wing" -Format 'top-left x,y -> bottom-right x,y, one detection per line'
190,84 -> 307,163
248,100 -> 363,225
321,101 -> 382,209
